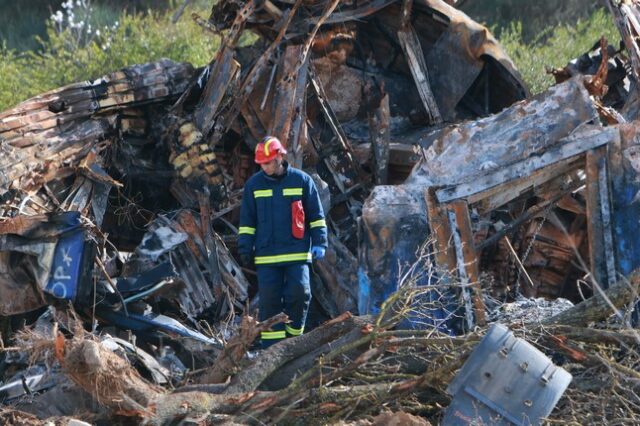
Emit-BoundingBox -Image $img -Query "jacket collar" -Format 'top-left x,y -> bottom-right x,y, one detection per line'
261,160 -> 290,182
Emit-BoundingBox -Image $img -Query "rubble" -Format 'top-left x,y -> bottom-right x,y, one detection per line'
3,0 -> 640,424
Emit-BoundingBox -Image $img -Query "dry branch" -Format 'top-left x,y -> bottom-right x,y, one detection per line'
197,312 -> 288,384
225,312 -> 368,394
543,269 -> 640,326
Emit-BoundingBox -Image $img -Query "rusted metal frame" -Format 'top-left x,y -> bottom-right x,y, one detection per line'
265,0 -> 340,163
295,0 -> 342,66
240,101 -> 267,142
367,87 -> 391,185
260,61 -> 278,111
308,66 -> 362,194
397,0 -> 443,125
193,48 -> 241,135
308,66 -> 364,248
240,102 -> 267,141
288,90 -> 308,168
476,179 -> 584,251
586,146 -> 617,289
451,200 -> 486,327
199,190 -> 225,318
426,189 -> 485,328
424,188 -> 456,273
268,45 -> 309,168
224,0 -> 258,49
470,158 -> 583,215
605,0 -> 640,82
306,0 -> 396,25
435,127 -> 617,204
225,0 -> 304,134
444,201 -> 483,329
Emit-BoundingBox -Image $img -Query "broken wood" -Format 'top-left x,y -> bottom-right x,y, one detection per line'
543,269 -> 640,326
226,312 -> 367,394
62,338 -> 163,414
197,313 -> 288,384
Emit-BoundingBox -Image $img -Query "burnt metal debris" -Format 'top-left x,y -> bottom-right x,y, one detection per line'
2,0 -> 640,424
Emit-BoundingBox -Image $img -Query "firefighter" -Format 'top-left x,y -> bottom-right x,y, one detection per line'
238,136 -> 328,347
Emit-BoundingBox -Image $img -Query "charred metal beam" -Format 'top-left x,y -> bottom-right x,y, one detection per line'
193,48 -> 241,136
366,82 -> 391,185
605,0 -> 640,82
397,0 -> 443,125
269,45 -> 309,168
435,126 -> 618,204
585,146 -> 617,289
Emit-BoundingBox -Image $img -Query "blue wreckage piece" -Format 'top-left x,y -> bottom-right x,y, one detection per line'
43,212 -> 94,304
358,186 -> 456,333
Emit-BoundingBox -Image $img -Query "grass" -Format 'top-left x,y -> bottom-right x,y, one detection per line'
0,1 -> 626,109
0,1 -> 220,110
497,8 -> 620,94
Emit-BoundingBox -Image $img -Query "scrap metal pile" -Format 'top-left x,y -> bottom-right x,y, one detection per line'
3,0 -> 640,424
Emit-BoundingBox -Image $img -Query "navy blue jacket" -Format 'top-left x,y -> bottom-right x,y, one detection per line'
238,163 -> 328,265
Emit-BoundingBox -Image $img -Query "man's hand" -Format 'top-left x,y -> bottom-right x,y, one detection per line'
239,253 -> 253,267
311,246 -> 326,260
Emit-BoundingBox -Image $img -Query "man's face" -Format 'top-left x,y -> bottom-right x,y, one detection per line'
260,154 -> 284,176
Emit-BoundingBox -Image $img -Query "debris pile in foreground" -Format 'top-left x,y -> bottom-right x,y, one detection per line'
2,0 -> 640,424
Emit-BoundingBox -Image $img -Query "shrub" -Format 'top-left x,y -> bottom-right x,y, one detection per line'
0,1 -> 220,110
499,8 -> 619,94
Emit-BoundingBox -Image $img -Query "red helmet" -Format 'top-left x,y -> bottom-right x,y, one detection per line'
254,136 -> 287,164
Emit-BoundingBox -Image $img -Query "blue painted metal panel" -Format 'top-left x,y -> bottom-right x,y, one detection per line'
43,212 -> 85,302
359,187 -> 455,333
610,165 -> 640,277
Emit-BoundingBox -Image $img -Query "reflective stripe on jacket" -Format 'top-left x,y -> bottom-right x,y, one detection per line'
238,163 -> 328,264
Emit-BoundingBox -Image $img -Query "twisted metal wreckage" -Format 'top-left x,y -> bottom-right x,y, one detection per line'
3,0 -> 640,424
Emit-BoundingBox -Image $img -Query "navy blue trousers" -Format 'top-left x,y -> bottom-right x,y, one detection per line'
257,263 -> 311,346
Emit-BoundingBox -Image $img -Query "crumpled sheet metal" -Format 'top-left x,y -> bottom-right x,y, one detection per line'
0,59 -> 193,144
126,210 -> 249,319
347,0 -> 527,121
0,119 -> 112,195
214,0 -> 527,130
416,0 -> 529,119
406,76 -> 598,189
0,60 -> 194,195
0,214 -> 80,316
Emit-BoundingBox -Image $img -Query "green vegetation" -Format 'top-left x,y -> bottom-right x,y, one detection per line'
461,0 -> 604,44
0,0 -> 172,52
497,8 -> 619,94
0,1 -> 219,110
0,0 -> 625,109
